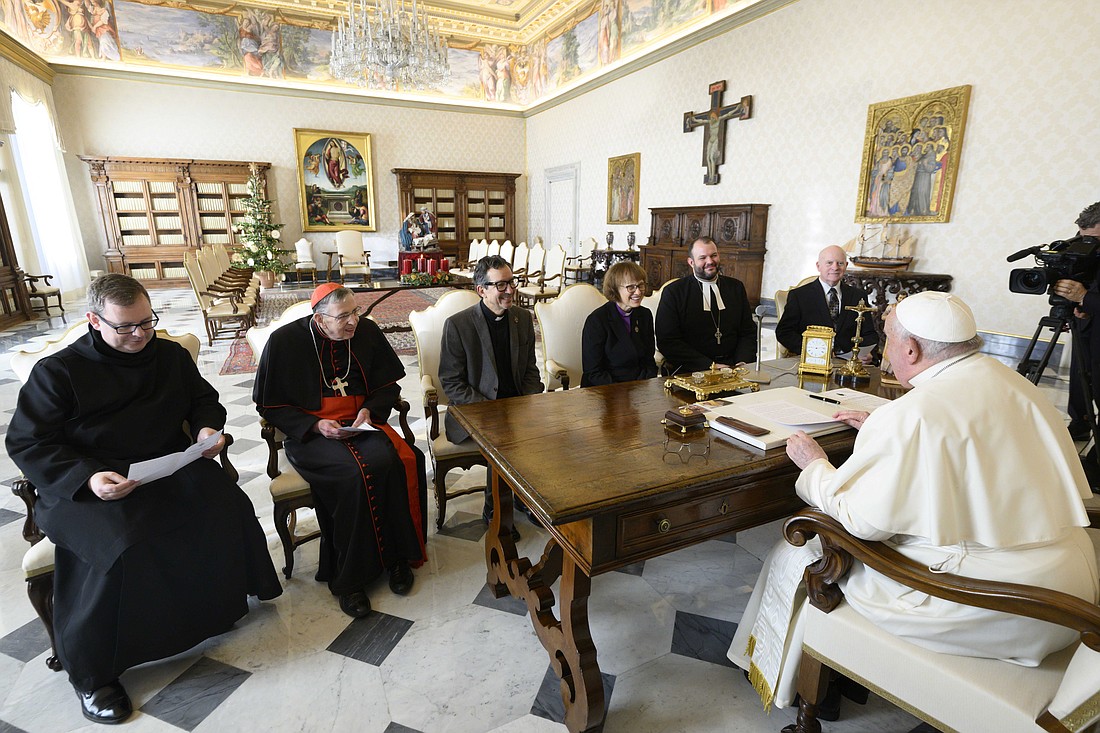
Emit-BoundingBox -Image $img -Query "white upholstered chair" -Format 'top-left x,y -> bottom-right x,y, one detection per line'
641,278 -> 675,372
516,244 -> 566,307
293,238 -> 317,286
184,252 -> 253,345
451,240 -> 488,280
335,230 -> 371,284
499,240 -> 515,268
486,240 -> 501,258
511,242 -> 530,279
408,289 -> 486,530
10,321 -> 212,672
534,283 -> 607,390
783,508 -> 1100,733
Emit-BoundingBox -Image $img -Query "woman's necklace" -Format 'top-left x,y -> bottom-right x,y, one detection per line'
309,320 -> 352,396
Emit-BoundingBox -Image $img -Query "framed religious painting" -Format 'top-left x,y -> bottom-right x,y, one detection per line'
607,152 -> 640,225
855,85 -> 971,224
294,128 -> 377,232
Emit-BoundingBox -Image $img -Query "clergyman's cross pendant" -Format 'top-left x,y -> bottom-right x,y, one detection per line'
331,376 -> 349,397
715,329 -> 722,345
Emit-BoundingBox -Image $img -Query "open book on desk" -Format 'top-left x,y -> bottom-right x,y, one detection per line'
703,386 -> 853,450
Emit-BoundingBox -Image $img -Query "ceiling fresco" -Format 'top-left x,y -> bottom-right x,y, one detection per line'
0,0 -> 779,109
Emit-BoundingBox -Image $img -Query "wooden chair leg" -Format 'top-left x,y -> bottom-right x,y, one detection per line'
274,501 -> 296,579
787,653 -> 830,733
434,466 -> 449,531
27,573 -> 62,671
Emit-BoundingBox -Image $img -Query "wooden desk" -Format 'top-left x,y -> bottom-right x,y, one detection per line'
450,364 -> 896,732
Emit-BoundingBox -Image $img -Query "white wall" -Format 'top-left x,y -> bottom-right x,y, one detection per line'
52,75 -> 527,270
526,0 -> 1100,337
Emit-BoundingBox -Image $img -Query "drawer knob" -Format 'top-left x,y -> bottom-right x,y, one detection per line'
657,518 -> 672,534
719,502 -> 729,515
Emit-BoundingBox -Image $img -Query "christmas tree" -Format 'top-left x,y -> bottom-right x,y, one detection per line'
232,163 -> 288,273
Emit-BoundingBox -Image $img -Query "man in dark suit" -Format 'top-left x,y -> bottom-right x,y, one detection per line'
655,237 -> 756,373
440,254 -> 544,525
775,245 -> 878,359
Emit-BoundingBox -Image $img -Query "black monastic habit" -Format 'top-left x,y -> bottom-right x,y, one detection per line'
655,274 -> 757,373
252,315 -> 427,596
5,329 -> 281,692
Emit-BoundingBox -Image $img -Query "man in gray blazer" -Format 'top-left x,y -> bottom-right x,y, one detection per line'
440,254 -> 544,524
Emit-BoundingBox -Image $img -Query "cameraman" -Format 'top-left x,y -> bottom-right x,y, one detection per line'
1052,201 -> 1100,440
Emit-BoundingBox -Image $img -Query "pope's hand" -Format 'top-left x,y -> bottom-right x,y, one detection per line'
786,430 -> 827,469
89,471 -> 138,501
833,409 -> 870,430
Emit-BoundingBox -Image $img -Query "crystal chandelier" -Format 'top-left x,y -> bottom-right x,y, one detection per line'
330,0 -> 451,91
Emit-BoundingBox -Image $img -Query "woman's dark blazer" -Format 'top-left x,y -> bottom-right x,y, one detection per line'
581,301 -> 658,387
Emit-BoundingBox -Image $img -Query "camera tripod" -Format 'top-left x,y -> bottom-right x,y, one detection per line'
1017,308 -> 1100,490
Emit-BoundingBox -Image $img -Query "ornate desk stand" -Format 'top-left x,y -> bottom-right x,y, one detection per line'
834,300 -> 875,386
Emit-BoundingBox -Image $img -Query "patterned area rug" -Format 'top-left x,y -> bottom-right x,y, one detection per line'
219,287 -> 449,375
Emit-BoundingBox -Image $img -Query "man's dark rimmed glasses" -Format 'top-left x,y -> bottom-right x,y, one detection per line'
483,279 -> 517,292
319,306 -> 362,324
97,311 -> 160,335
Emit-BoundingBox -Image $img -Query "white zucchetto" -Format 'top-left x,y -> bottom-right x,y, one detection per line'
895,291 -> 977,343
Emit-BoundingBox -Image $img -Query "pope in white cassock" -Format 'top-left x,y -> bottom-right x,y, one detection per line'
729,291 -> 1099,716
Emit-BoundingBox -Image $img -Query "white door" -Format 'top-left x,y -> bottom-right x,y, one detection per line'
545,163 -> 579,255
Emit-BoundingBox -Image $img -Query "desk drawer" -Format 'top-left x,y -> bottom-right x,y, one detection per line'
615,483 -> 800,557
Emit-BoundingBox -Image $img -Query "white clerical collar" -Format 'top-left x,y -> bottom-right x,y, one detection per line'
818,279 -> 842,300
695,275 -> 725,312
908,350 -> 980,387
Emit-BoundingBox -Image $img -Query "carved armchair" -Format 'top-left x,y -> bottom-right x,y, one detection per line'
24,273 -> 63,316
783,508 -> 1100,733
533,283 -> 607,390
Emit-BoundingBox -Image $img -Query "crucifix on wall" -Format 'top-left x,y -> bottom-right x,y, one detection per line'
683,80 -> 753,185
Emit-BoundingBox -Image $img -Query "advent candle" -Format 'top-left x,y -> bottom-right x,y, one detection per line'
418,255 -> 427,272
427,259 -> 438,275
441,257 -> 450,272
402,259 -> 413,274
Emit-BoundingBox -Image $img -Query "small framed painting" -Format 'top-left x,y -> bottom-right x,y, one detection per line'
294,128 -> 377,232
607,152 -> 640,225
855,85 -> 971,224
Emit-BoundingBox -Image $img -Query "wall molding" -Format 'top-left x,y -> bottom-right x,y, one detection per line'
0,30 -> 53,85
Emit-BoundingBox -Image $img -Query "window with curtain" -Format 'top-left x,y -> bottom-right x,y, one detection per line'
9,90 -> 89,298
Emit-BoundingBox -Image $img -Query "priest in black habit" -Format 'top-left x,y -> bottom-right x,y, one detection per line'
253,283 -> 427,620
655,237 -> 756,373
5,274 -> 282,725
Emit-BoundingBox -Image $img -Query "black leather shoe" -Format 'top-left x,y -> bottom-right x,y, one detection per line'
77,680 -> 132,725
388,560 -> 414,595
338,590 -> 372,618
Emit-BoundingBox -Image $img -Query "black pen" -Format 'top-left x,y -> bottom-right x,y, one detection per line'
807,393 -> 841,405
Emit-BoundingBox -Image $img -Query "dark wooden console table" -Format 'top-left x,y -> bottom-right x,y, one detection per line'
590,248 -> 640,288
843,269 -> 953,343
450,365 -> 899,732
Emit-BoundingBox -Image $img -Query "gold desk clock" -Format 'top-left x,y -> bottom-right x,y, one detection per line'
798,325 -> 835,376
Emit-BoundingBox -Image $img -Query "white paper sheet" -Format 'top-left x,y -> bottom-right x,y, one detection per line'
127,430 -> 223,484
337,423 -> 379,433
821,388 -> 892,412
740,401 -> 843,426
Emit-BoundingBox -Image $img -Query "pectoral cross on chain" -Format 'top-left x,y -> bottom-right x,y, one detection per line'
331,376 -> 349,397
715,328 -> 722,345
683,80 -> 753,185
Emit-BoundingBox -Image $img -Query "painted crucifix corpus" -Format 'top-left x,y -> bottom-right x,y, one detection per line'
683,80 -> 753,185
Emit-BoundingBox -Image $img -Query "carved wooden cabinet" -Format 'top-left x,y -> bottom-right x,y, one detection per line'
81,157 -> 270,288
392,168 -> 520,262
641,203 -> 769,306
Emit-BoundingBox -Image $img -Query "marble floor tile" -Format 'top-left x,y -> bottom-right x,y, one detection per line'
669,610 -> 737,668
327,612 -> 415,667
141,657 -> 251,731
530,665 -> 615,725
0,621 -> 50,665
640,540 -> 764,622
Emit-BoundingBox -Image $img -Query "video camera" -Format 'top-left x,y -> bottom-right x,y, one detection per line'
1008,235 -> 1100,319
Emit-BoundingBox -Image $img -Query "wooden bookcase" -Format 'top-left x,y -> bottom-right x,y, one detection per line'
81,157 -> 271,288
392,168 -> 520,262
641,203 -> 770,306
